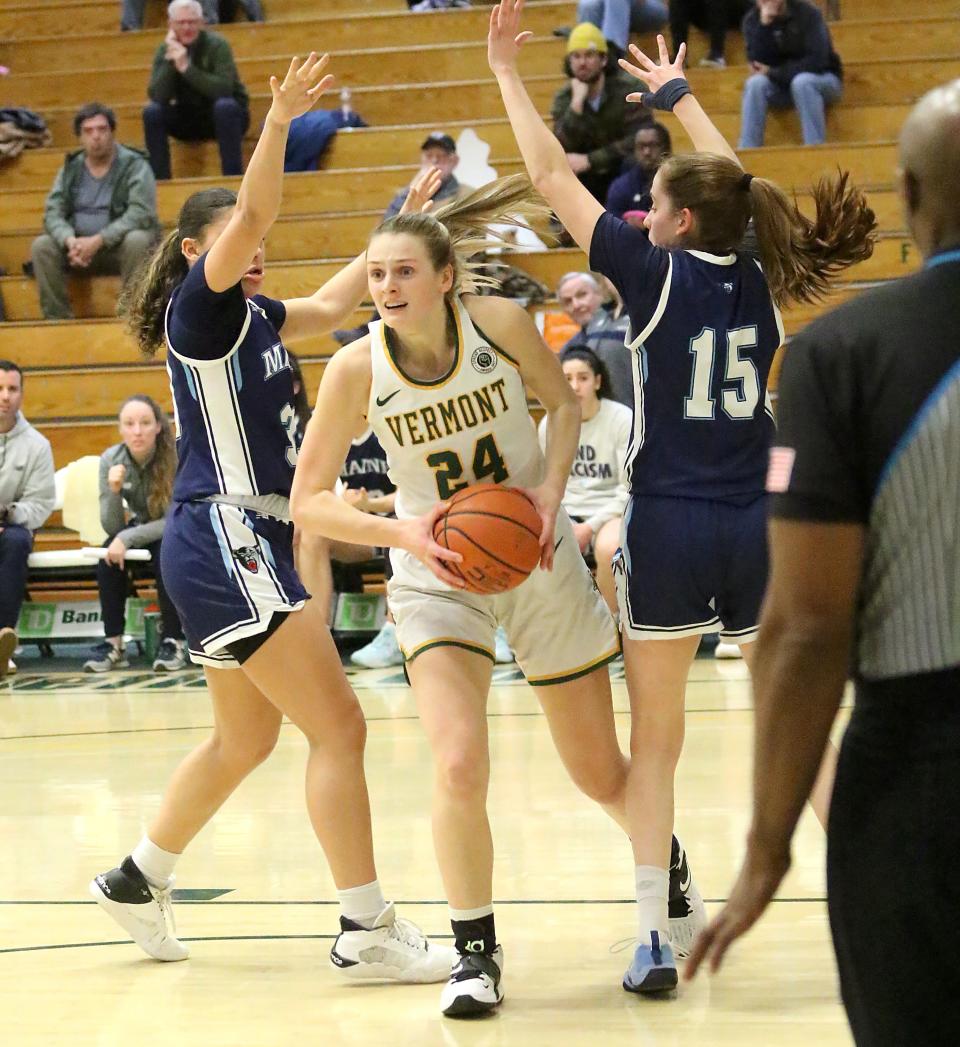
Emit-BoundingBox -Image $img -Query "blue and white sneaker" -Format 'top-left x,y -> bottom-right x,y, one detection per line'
623,931 -> 678,994
493,626 -> 514,664
350,622 -> 404,669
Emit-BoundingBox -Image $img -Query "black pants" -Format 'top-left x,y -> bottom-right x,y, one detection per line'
97,538 -> 183,640
827,673 -> 960,1046
669,0 -> 748,59
142,98 -> 249,180
0,524 -> 32,629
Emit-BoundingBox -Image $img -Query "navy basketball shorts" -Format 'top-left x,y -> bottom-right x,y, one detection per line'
613,492 -> 769,643
161,500 -> 308,669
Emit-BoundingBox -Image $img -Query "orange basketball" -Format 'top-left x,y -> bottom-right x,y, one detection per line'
433,483 -> 542,594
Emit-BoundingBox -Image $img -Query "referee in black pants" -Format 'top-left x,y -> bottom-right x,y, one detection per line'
687,78 -> 960,1046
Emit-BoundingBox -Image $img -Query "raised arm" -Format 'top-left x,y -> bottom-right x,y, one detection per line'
619,36 -> 742,168
488,0 -> 605,255
280,166 -> 443,342
203,53 -> 334,294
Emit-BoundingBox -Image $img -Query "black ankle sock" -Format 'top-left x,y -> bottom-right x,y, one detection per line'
451,913 -> 497,956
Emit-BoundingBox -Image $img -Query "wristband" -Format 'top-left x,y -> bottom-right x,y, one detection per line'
641,77 -> 692,112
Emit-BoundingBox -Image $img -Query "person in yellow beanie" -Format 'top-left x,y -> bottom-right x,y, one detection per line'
552,21 -> 654,204
567,21 -> 609,54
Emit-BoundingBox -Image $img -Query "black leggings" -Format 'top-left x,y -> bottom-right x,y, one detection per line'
669,0 -> 748,59
828,674 -> 960,1045
96,537 -> 183,640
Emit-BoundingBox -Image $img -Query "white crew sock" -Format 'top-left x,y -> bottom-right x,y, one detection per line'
635,865 -> 670,945
131,836 -> 180,889
449,904 -> 494,922
338,879 -> 387,928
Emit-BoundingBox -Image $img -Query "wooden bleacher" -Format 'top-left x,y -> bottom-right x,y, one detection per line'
1,0 -> 957,570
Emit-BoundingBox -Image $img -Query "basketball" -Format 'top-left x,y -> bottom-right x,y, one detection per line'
433,483 -> 542,594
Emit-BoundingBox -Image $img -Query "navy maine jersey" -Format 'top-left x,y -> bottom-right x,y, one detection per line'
340,427 -> 395,498
165,254 -> 298,502
590,211 -> 782,501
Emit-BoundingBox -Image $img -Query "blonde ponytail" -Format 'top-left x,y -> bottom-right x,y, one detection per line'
372,174 -> 552,296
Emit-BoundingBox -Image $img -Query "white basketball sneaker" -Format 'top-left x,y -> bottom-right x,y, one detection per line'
668,836 -> 707,958
330,902 -> 456,983
89,857 -> 189,961
440,946 -> 505,1018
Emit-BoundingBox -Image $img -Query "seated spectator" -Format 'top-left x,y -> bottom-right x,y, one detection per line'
83,395 -> 186,673
0,361 -> 55,680
335,135 -> 468,344
739,0 -> 843,148
552,23 -> 652,205
384,132 -> 475,219
538,347 -> 630,613
556,271 -> 633,408
30,103 -> 158,321
142,0 -> 250,180
669,0 -> 750,68
605,121 -> 670,221
574,0 -> 668,57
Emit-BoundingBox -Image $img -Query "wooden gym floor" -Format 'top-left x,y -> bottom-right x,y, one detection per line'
0,656 -> 853,1045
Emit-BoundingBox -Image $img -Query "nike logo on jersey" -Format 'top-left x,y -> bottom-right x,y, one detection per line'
376,390 -> 402,407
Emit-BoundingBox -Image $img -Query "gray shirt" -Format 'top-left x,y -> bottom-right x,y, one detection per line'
73,163 -> 117,237
99,442 -> 168,548
0,414 -> 55,531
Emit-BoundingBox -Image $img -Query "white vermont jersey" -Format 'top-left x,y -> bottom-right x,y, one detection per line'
368,296 -> 544,589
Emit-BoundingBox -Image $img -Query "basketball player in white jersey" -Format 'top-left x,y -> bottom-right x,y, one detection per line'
291,175 -> 706,1018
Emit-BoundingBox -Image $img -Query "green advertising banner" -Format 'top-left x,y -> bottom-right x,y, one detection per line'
18,599 -> 151,641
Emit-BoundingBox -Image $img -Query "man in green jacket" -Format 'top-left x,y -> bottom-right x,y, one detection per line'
551,22 -> 652,204
142,0 -> 250,180
30,103 -> 159,320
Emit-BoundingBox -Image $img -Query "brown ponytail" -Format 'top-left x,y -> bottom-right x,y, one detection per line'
749,170 -> 877,306
121,187 -> 238,356
657,154 -> 877,307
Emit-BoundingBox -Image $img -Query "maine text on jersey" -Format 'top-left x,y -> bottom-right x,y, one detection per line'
382,377 -> 511,447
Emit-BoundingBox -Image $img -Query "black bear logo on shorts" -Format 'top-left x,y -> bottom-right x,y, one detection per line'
232,546 -> 260,574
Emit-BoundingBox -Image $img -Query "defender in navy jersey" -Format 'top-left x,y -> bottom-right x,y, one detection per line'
89,53 -> 454,984
490,2 -> 875,994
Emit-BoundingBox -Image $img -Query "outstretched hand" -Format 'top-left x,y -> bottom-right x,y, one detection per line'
488,0 -> 534,75
684,845 -> 790,981
619,34 -> 687,104
399,165 -> 444,216
268,53 -> 335,125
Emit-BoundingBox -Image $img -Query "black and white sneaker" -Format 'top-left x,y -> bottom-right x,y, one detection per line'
668,835 -> 707,958
330,903 -> 456,983
83,642 -> 129,673
89,856 -> 189,961
441,946 -> 504,1018
153,638 -> 187,672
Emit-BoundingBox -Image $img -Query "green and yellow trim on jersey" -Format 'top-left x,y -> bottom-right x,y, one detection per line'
401,636 -> 496,664
380,301 -> 465,390
525,646 -> 620,687
474,321 -> 520,370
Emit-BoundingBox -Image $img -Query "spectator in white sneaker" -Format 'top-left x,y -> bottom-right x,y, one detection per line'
0,360 -> 55,680
83,395 -> 186,673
